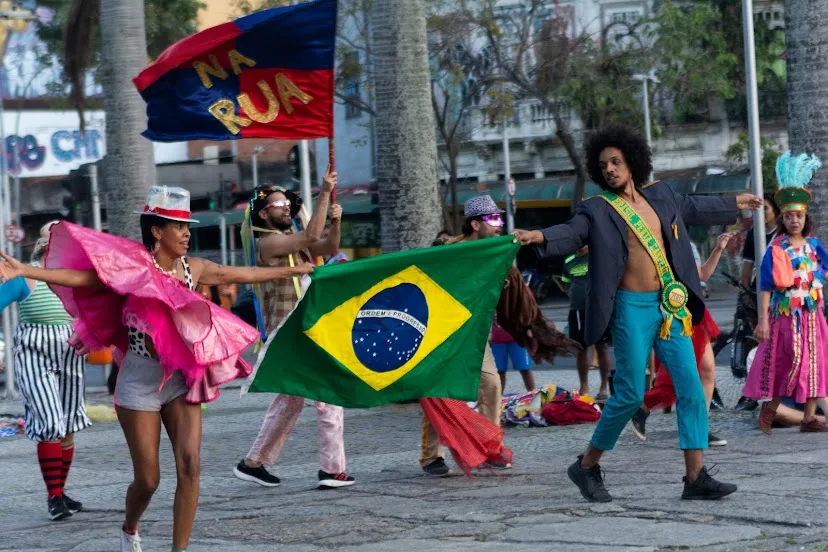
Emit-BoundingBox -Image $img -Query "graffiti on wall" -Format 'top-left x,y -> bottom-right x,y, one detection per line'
4,129 -> 104,176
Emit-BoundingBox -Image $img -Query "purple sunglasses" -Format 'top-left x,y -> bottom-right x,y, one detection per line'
481,213 -> 504,227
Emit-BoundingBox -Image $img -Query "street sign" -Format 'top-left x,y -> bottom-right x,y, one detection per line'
4,225 -> 23,243
507,177 -> 516,197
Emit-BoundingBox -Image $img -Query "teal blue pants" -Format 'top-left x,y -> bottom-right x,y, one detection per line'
591,290 -> 708,451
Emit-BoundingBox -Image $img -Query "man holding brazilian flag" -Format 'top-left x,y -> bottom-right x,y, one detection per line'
246,235 -> 519,407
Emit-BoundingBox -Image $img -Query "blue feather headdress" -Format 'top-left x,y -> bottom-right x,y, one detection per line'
774,151 -> 821,213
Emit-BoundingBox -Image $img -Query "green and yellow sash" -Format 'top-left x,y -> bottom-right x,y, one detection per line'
599,192 -> 693,339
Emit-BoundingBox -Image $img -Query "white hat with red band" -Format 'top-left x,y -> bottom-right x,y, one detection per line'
134,186 -> 200,223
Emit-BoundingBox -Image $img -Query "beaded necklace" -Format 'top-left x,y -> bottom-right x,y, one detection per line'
152,255 -> 182,276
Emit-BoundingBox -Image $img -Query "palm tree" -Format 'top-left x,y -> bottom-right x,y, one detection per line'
65,0 -> 155,241
785,1 -> 828,241
371,0 -> 442,251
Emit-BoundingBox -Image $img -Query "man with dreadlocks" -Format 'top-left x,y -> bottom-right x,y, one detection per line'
514,124 -> 761,502
233,168 -> 355,490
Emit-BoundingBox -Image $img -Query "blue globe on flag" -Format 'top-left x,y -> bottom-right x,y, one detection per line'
352,283 -> 429,373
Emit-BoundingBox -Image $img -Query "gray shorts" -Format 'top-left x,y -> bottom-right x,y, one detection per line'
114,352 -> 189,412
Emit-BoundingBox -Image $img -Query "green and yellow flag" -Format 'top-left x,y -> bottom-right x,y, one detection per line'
245,236 -> 519,408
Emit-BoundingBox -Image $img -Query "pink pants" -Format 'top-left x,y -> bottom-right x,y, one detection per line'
246,394 -> 346,473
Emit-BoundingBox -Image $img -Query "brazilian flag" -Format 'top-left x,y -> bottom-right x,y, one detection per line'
246,235 -> 519,408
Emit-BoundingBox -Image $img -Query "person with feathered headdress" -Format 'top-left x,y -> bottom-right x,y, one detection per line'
744,151 -> 828,433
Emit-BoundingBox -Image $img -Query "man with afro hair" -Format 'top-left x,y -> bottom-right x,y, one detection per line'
514,124 -> 763,502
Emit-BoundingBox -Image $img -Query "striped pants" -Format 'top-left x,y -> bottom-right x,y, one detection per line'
13,324 -> 90,442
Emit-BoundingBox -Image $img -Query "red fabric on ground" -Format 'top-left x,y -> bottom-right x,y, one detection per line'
419,397 -> 512,476
541,400 -> 601,425
643,309 -> 720,410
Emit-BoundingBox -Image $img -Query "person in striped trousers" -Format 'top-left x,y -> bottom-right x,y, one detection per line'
0,221 -> 89,521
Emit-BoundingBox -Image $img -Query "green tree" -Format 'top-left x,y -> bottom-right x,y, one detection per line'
37,0 -> 203,92
725,132 -> 781,191
468,0 -> 739,205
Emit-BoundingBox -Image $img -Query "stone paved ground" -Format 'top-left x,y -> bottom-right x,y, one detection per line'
2,298 -> 828,552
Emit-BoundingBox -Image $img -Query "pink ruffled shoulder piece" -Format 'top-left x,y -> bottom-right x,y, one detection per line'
43,222 -> 258,403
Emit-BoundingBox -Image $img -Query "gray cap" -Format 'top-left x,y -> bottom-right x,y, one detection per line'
463,195 -> 504,219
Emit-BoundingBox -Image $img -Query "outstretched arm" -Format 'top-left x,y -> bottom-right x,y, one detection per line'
675,189 -> 761,226
513,206 -> 590,258
191,257 -> 314,286
0,251 -> 102,288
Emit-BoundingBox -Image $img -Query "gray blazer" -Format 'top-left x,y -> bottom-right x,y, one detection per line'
536,182 -> 738,345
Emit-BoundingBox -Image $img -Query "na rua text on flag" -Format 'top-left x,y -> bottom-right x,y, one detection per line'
133,0 -> 337,142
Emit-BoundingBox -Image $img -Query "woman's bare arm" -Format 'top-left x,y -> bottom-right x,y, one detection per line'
190,257 -> 314,286
0,251 -> 102,288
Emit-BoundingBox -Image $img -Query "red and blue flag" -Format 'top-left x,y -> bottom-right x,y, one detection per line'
133,0 -> 337,142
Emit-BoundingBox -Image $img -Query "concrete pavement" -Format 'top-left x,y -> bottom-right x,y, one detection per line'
3,294 -> 828,551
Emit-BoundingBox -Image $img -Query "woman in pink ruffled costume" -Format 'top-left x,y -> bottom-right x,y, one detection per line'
0,186 -> 312,552
743,152 -> 828,434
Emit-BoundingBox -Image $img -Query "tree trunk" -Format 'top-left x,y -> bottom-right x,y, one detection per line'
785,0 -> 828,243
100,0 -> 155,240
448,143 -> 460,232
553,111 -> 587,211
371,0 -> 441,251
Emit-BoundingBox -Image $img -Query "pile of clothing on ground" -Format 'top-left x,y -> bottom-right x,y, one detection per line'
501,385 -> 601,427
0,416 -> 24,437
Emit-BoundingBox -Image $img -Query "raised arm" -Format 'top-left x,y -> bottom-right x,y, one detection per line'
0,251 -> 101,288
259,170 -> 335,262
190,257 -> 314,286
308,204 -> 342,258
698,233 -> 734,282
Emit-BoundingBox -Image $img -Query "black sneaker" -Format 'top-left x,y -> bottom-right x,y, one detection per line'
681,466 -> 737,500
422,458 -> 452,477
707,432 -> 727,447
63,494 -> 83,513
48,495 -> 72,521
318,470 -> 355,489
233,459 -> 280,487
735,396 -> 759,411
630,408 -> 648,441
480,458 -> 512,470
567,455 -> 612,503
318,470 -> 356,489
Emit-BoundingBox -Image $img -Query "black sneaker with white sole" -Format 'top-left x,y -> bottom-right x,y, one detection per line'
48,495 -> 72,521
233,459 -> 280,487
630,408 -> 648,440
318,470 -> 355,489
681,466 -> 737,500
707,432 -> 727,447
63,494 -> 83,513
422,458 -> 452,477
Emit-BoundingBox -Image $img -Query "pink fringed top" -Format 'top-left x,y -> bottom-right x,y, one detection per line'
43,221 -> 258,403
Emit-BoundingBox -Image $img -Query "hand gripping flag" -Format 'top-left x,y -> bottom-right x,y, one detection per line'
133,0 -> 337,142
244,236 -> 520,408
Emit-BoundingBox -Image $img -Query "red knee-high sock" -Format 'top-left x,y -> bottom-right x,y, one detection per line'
37,442 -> 64,499
60,445 -> 75,493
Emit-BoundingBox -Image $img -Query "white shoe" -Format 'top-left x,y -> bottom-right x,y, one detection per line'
121,528 -> 142,552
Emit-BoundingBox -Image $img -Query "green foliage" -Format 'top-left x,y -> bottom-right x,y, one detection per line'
725,132 -> 782,190
644,1 -> 739,123
36,0 -> 204,79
